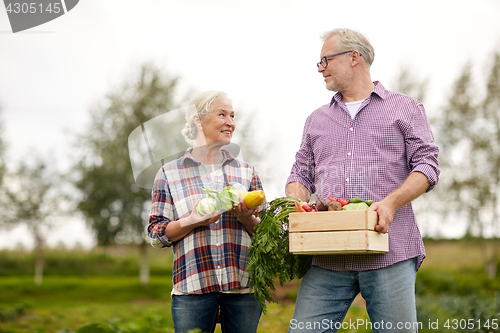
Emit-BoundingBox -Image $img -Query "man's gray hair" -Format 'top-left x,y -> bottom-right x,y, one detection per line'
182,90 -> 231,142
321,28 -> 375,68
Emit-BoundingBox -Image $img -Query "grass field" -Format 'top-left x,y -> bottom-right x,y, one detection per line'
0,239 -> 499,332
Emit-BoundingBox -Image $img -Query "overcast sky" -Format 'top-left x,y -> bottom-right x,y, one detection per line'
1,0 -> 500,249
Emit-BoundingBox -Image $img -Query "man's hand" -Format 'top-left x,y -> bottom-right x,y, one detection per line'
368,200 -> 396,233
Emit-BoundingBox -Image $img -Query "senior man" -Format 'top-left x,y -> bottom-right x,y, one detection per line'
286,28 -> 440,333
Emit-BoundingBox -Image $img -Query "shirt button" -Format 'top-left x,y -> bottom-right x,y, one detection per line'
217,265 -> 221,269
216,243 -> 220,246
346,178 -> 349,182
347,152 -> 351,156
349,127 -> 354,131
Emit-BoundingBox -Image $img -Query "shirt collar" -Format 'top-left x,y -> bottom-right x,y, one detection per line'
329,81 -> 387,107
180,147 -> 240,166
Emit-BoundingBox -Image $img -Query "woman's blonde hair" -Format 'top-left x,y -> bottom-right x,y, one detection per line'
182,90 -> 231,142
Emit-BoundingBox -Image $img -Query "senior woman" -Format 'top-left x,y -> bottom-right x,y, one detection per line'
148,91 -> 263,333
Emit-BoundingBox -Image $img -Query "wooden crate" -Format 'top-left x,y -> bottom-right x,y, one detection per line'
289,210 -> 389,255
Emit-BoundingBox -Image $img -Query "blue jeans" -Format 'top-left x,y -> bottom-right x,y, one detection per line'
289,258 -> 419,333
171,292 -> 262,333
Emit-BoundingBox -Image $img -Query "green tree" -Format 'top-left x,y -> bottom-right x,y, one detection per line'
436,53 -> 500,279
391,65 -> 428,102
0,102 -> 7,230
2,152 -> 61,285
0,105 -> 5,186
390,66 -> 443,238
73,63 -> 183,284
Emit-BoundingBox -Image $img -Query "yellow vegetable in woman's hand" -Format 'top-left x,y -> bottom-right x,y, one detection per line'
243,190 -> 265,208
203,186 -> 265,211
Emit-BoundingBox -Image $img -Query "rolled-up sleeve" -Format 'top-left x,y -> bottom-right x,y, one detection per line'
286,116 -> 316,194
148,169 -> 175,248
405,102 -> 440,192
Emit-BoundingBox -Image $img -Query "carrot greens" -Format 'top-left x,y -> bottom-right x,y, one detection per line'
248,196 -> 312,313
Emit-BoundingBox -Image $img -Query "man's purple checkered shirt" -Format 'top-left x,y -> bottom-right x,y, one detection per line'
286,81 -> 440,271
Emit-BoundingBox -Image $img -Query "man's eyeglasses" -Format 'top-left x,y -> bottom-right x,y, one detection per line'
317,50 -> 355,68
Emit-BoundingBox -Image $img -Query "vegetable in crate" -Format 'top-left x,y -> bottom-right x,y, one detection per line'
248,196 -> 312,314
294,201 -> 313,212
348,197 -> 374,206
342,202 -> 370,210
338,198 -> 349,206
328,201 -> 342,211
315,198 -> 331,211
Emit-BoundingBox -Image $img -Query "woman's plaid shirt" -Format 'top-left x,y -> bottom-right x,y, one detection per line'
148,148 -> 264,294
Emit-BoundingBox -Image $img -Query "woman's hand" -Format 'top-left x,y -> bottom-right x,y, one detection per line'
230,198 -> 256,222
193,211 -> 222,227
182,201 -> 221,227
165,207 -> 221,242
230,198 -> 260,235
166,200 -> 221,242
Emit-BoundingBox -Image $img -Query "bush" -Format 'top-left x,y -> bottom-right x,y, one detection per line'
417,294 -> 500,333
416,268 -> 500,297
0,303 -> 32,322
0,247 -> 173,277
73,321 -> 201,333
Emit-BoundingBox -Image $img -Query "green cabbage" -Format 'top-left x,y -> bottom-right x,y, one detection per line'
196,198 -> 219,216
342,202 -> 369,211
201,186 -> 242,212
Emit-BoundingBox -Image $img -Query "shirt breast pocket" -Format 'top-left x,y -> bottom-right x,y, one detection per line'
367,123 -> 405,156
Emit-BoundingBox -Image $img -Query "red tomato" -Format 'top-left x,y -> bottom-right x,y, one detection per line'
338,198 -> 349,207
302,203 -> 312,212
328,197 -> 337,202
